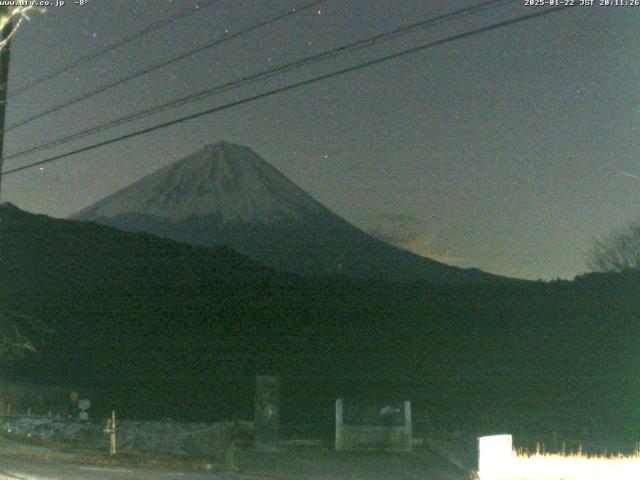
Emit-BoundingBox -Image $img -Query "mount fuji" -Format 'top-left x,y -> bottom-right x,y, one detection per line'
73,142 -> 499,283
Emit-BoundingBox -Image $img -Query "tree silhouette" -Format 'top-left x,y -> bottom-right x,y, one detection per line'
589,220 -> 640,273
0,309 -> 47,359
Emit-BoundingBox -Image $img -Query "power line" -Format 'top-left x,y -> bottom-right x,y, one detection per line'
3,0 -> 327,133
4,0 -> 515,162
9,0 -> 220,99
0,5 -> 571,178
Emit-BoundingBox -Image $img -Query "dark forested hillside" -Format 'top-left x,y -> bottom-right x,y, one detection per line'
2,204 -> 639,441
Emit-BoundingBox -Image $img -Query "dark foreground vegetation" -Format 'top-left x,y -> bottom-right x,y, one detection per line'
1,204 -> 639,445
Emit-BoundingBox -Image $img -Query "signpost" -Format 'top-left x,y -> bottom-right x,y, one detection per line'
78,398 -> 90,420
103,410 -> 117,456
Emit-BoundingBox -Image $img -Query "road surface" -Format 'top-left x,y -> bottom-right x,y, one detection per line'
0,458 -> 258,480
0,446 -> 469,479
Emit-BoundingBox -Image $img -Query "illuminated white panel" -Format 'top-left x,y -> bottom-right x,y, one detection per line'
478,434 -> 514,480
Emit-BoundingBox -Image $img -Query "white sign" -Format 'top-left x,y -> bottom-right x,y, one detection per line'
478,434 -> 514,480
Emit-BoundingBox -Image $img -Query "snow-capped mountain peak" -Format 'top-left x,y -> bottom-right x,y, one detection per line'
73,142 -> 501,283
74,142 -> 326,224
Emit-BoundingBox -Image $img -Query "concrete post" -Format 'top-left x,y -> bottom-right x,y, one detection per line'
254,376 -> 280,452
403,400 -> 412,451
335,399 -> 344,451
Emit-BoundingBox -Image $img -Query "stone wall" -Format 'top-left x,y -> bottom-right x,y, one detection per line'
0,416 -> 253,460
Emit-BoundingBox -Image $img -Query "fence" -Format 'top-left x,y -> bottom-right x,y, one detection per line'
0,379 -> 71,417
0,415 -> 253,460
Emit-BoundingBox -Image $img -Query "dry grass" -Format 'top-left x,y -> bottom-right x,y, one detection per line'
480,450 -> 640,480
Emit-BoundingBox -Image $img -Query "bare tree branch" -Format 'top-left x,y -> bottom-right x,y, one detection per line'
588,220 -> 640,273
0,309 -> 49,359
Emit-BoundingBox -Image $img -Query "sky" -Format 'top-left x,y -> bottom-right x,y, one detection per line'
0,0 -> 639,280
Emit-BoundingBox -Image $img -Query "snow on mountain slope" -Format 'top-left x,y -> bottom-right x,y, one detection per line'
74,142 -> 328,224
73,142 -> 503,283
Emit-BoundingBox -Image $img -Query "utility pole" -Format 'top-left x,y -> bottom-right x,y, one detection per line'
0,7 -> 13,202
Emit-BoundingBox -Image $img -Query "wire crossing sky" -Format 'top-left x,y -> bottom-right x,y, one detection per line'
3,0 -> 327,134
3,0 -> 517,162
2,0 -> 639,281
1,4 -> 570,176
6,0 -> 221,99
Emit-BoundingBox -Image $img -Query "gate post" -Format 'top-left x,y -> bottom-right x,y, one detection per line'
335,399 -> 344,450
254,375 -> 280,452
402,400 -> 412,452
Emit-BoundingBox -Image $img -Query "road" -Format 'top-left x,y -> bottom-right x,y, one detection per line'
0,446 -> 469,479
0,458 -> 262,480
